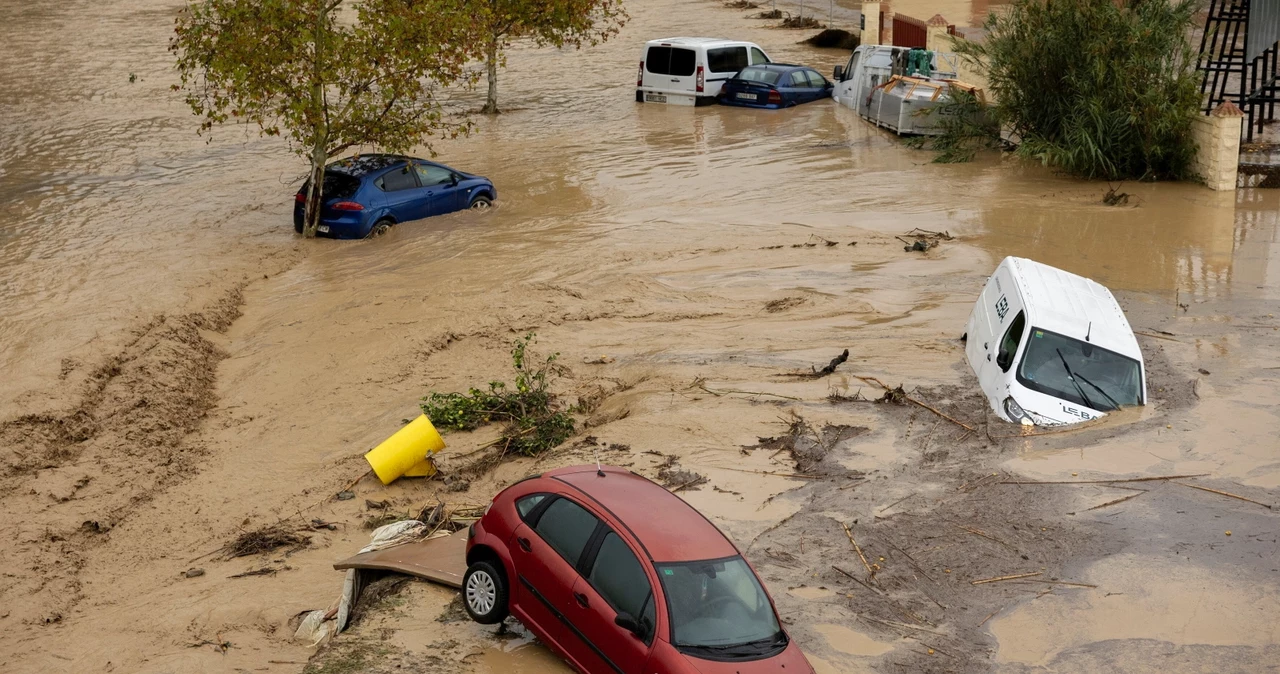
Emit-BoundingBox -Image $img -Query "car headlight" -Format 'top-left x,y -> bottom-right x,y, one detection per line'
1004,397 -> 1034,426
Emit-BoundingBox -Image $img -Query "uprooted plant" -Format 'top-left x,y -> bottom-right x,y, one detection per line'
421,333 -> 575,457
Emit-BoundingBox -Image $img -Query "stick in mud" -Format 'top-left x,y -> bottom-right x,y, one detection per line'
1173,481 -> 1274,509
1000,473 -> 1210,485
1084,490 -> 1148,511
842,522 -> 876,580
970,571 -> 1041,585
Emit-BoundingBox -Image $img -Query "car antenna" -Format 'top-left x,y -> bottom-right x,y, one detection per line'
595,447 -> 605,477
1086,321 -> 1092,342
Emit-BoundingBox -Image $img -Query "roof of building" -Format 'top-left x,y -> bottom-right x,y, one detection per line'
546,466 -> 739,563
1006,257 -> 1142,362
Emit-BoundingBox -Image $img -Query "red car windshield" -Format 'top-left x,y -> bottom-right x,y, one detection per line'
658,556 -> 785,658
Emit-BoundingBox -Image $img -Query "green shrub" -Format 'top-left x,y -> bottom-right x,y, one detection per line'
956,0 -> 1201,180
421,333 -> 574,457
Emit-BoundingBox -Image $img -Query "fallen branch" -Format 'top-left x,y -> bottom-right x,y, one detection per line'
1018,579 -> 1097,589
879,492 -> 917,514
971,571 -> 1041,585
1134,330 -> 1183,343
956,524 -> 1015,551
854,375 -> 975,432
1001,473 -> 1209,485
842,522 -> 876,579
1085,490 -> 1147,511
712,465 -> 822,480
832,565 -> 879,593
1173,481 -> 1273,510
691,381 -> 803,401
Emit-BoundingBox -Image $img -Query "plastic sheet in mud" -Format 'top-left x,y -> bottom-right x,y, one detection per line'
333,528 -> 468,588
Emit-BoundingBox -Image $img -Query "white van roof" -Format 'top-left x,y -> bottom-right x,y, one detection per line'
646,37 -> 754,47
1005,257 -> 1142,362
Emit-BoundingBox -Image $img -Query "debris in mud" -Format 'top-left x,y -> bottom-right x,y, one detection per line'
656,455 -> 708,492
442,475 -> 471,492
897,228 -> 954,252
724,0 -> 759,7
780,14 -> 823,28
348,574 -> 412,628
436,594 -> 469,624
765,296 -> 808,313
755,8 -> 783,18
1102,183 -> 1131,206
183,568 -> 206,578
815,349 -> 849,376
877,384 -> 909,405
583,354 -> 615,364
222,523 -> 311,559
228,566 -> 281,579
335,490 -> 355,501
421,333 -> 574,459
804,28 -> 860,50
746,414 -> 867,473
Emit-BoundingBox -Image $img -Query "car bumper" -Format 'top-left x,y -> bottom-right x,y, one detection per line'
717,98 -> 781,109
293,207 -> 371,239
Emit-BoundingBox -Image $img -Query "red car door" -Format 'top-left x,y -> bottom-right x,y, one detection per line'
512,496 -> 602,667
568,529 -> 659,674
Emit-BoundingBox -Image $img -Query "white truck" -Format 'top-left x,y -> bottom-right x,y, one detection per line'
831,44 -> 980,135
965,257 -> 1147,426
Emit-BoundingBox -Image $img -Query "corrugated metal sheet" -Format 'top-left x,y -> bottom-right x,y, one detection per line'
1247,0 -> 1280,61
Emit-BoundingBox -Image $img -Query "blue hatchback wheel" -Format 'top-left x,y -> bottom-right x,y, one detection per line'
469,195 -> 493,210
367,219 -> 393,238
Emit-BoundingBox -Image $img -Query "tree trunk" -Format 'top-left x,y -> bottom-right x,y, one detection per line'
303,0 -> 329,238
482,36 -> 499,115
303,144 -> 326,238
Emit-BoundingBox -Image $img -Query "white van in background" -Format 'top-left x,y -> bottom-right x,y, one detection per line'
636,38 -> 772,106
965,257 -> 1147,426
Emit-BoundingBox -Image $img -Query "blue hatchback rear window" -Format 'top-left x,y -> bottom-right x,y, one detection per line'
735,67 -> 782,85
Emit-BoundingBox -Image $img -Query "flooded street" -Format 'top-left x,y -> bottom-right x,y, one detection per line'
1,0 -> 1278,672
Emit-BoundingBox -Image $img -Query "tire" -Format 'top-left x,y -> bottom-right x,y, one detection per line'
469,195 -> 493,210
463,560 -> 509,624
367,218 -> 393,238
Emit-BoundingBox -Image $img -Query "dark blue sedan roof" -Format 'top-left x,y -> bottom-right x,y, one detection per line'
327,154 -> 413,177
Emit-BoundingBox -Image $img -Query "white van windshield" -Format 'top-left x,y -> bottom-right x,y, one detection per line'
1017,328 -> 1143,411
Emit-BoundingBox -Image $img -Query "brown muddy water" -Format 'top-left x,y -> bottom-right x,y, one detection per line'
1,0 -> 1279,672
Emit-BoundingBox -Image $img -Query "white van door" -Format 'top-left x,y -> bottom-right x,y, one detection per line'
643,45 -> 698,103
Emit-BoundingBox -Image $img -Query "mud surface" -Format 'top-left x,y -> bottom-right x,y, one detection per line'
2,0 -> 1279,672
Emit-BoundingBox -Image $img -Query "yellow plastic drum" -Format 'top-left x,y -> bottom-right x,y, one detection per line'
364,414 -> 446,485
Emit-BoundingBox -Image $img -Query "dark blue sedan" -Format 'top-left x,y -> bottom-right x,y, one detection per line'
293,154 -> 496,238
717,64 -> 833,109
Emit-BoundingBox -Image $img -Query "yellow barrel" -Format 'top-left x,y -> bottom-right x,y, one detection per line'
364,414 -> 447,485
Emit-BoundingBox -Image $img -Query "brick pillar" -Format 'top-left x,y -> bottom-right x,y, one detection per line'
861,1 -> 881,45
925,14 -> 950,51
1192,102 -> 1244,191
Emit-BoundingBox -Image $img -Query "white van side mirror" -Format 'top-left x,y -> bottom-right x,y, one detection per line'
833,65 -> 845,81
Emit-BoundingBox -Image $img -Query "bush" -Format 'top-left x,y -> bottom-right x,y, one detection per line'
956,0 -> 1201,180
421,333 -> 574,457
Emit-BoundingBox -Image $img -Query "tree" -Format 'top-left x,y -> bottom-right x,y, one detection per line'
171,0 -> 479,237
955,0 -> 1200,180
461,0 -> 629,114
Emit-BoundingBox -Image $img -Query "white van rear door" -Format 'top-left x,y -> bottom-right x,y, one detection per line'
643,45 -> 698,99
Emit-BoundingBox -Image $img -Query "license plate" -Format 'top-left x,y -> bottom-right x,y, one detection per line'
645,93 -> 667,103
318,225 -> 330,233
736,92 -> 757,101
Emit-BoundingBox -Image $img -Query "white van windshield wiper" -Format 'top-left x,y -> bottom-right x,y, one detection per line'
1055,348 -> 1096,410
1073,372 -> 1121,411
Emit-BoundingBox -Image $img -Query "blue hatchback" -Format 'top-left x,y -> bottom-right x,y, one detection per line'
717,64 -> 833,109
293,154 -> 497,238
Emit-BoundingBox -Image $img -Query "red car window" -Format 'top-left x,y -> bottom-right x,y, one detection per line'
587,532 -> 655,642
533,498 -> 599,567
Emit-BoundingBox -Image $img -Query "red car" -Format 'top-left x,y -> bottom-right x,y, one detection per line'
464,465 -> 815,674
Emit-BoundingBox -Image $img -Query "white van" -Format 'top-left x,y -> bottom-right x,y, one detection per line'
636,38 -> 772,106
965,257 -> 1147,426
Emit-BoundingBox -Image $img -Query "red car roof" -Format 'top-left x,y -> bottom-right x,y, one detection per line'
545,466 -> 738,564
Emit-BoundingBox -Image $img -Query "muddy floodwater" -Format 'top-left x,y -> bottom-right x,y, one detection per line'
1,0 -> 1278,672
